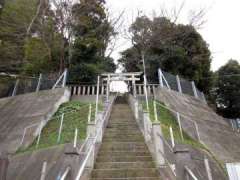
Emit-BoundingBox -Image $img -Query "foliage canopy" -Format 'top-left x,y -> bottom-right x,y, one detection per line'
119,16 -> 212,93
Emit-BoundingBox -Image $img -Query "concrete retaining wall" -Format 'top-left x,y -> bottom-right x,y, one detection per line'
155,87 -> 240,163
7,143 -> 82,180
0,88 -> 70,154
128,93 -> 227,179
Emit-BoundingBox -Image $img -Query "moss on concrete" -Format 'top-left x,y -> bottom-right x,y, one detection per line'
142,100 -> 204,149
17,101 -> 103,153
142,100 -> 227,176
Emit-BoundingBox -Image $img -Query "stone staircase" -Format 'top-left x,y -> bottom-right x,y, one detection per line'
90,96 -> 161,180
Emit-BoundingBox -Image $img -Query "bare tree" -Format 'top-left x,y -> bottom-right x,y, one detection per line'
188,7 -> 208,29
26,0 -> 75,72
158,0 -> 208,29
26,0 -> 44,37
105,9 -> 125,58
158,0 -> 186,24
50,0 -> 75,72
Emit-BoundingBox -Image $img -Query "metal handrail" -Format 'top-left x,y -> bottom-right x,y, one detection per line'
185,166 -> 198,180
155,101 -> 196,124
60,166 -> 71,180
19,104 -> 92,147
20,122 -> 40,146
130,95 -> 176,177
52,69 -> 68,89
75,96 -> 116,180
158,149 -> 176,177
154,100 -> 202,142
0,72 -> 57,81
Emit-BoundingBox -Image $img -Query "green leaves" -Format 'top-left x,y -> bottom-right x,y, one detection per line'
23,38 -> 50,75
215,60 -> 240,118
120,16 -> 212,91
69,0 -> 116,83
0,0 -> 37,73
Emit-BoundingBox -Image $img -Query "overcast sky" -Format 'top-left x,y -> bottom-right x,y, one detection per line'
106,0 -> 240,71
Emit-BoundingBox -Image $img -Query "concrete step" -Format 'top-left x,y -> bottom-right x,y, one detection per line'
91,178 -> 160,180
103,133 -> 143,138
106,127 -> 140,132
103,137 -> 144,142
110,113 -> 134,117
104,130 -> 142,135
96,155 -> 153,162
100,142 -> 148,152
107,125 -> 140,131
107,123 -> 138,127
111,110 -> 133,114
110,116 -> 135,120
100,147 -> 148,152
94,162 -> 156,169
98,151 -> 151,157
108,121 -> 137,125
90,97 -> 161,180
111,108 -> 132,111
91,168 -> 159,178
100,142 -> 147,151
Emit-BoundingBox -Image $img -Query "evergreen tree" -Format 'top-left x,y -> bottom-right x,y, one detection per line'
215,60 -> 240,118
0,0 -> 4,15
0,0 -> 37,73
119,16 -> 212,93
69,0 -> 116,83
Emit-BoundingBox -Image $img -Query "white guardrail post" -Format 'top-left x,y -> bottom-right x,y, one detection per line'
88,104 -> 92,123
170,126 -> 175,148
194,122 -> 201,143
95,76 -> 100,121
158,69 -> 164,88
204,156 -> 213,180
36,73 -> 42,92
73,128 -> 78,148
52,68 -> 68,89
176,75 -> 182,94
62,69 -> 68,88
75,97 -> 116,180
152,101 -> 165,166
143,75 -> 149,112
143,111 -> 150,141
57,113 -> 64,143
152,121 -> 165,167
185,166 -> 198,180
106,75 -> 110,102
191,81 -> 199,99
40,161 -> 47,180
134,99 -> 139,120
87,104 -> 96,138
158,68 -> 171,90
60,166 -> 71,180
36,121 -> 44,148
12,79 -> 19,96
177,112 -> 184,141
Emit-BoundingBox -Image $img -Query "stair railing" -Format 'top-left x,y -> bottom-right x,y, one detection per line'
19,104 -> 90,150
127,94 -> 176,177
52,69 -> 68,89
59,166 -> 71,180
184,166 -> 198,180
154,101 -> 203,144
75,96 -> 116,180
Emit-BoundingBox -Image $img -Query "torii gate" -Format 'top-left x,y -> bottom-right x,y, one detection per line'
101,72 -> 142,99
